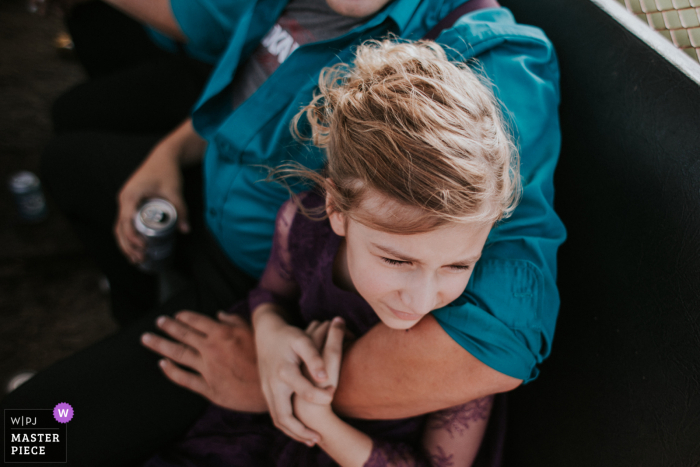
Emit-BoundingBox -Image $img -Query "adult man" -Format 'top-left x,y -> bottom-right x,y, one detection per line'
3,0 -> 565,465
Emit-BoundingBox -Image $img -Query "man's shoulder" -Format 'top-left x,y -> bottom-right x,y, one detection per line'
436,7 -> 554,58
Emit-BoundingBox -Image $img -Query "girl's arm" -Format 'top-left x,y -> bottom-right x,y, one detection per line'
293,319 -> 374,467
252,198 -> 335,445
295,321 -> 494,467
418,397 -> 493,467
253,304 -> 335,444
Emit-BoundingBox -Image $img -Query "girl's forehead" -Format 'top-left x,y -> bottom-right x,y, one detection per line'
347,210 -> 491,264
355,190 -> 425,221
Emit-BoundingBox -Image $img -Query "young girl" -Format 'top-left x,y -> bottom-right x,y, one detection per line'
145,38 -> 519,467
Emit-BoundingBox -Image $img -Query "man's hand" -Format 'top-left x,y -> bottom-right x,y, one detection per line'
140,311 -> 268,413
115,144 -> 187,264
114,119 -> 204,264
252,304 -> 334,445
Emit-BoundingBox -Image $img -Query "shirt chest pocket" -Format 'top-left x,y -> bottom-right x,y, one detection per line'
215,103 -> 290,165
461,258 -> 544,330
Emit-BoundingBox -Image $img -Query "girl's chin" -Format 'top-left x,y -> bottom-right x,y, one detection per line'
377,308 -> 422,330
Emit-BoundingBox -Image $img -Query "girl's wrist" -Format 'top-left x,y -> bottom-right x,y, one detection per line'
251,303 -> 285,332
294,397 -> 338,433
310,409 -> 374,467
315,413 -> 348,449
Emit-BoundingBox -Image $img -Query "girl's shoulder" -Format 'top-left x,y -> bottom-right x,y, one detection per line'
277,190 -> 326,237
280,190 -> 335,271
274,190 -> 324,241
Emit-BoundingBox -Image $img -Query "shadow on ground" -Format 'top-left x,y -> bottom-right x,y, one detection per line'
0,0 -> 118,396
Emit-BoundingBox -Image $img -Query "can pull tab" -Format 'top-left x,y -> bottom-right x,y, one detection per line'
143,208 -> 170,225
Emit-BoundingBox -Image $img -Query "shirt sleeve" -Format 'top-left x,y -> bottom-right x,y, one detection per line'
169,0 -> 255,63
247,198 -> 301,316
142,27 -> 217,64
433,9 -> 567,382
363,397 -> 494,467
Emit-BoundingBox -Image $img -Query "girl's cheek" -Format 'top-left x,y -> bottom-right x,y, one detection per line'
446,274 -> 473,302
379,273 -> 406,298
361,267 -> 394,292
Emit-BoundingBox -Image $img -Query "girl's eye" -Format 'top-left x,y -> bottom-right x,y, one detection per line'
448,265 -> 471,272
381,257 -> 408,266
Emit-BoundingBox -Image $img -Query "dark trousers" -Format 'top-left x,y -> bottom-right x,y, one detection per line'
0,5 -> 255,466
0,243 -> 256,467
57,1 -> 213,135
44,1 -> 214,325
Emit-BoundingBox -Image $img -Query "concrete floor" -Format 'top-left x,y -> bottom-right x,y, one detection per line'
0,0 -> 118,397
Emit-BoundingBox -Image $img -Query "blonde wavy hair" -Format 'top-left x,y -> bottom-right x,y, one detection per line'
282,38 -> 520,233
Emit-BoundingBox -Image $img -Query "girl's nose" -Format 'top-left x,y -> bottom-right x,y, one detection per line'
400,280 -> 437,315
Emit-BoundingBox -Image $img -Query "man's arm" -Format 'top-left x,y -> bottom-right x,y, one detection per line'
333,314 -> 520,419
41,0 -> 186,40
103,0 -> 185,41
115,119 -> 204,263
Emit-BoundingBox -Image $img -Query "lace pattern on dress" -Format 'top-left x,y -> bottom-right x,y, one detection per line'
364,440 -> 430,467
427,396 -> 494,438
363,396 -> 494,467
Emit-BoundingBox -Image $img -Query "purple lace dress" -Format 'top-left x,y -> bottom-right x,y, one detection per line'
145,192 -> 502,467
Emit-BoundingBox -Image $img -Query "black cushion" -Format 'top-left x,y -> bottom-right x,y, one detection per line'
498,0 -> 700,465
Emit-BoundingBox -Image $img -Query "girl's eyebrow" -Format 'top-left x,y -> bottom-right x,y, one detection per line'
371,242 -> 481,266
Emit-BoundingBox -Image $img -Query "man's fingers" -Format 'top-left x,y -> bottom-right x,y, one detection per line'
291,337 -> 328,383
170,196 -> 190,234
141,332 -> 200,368
156,315 -> 206,347
217,311 -> 248,327
115,186 -> 147,260
114,213 -> 145,263
121,213 -> 145,248
158,359 -> 210,396
174,310 -> 224,336
124,222 -> 146,259
279,366 -> 333,404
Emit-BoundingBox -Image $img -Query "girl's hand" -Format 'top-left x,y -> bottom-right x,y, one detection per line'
293,318 -> 345,432
252,305 -> 334,445
304,319 -> 344,389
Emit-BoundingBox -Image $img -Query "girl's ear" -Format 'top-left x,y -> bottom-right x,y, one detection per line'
326,188 -> 347,237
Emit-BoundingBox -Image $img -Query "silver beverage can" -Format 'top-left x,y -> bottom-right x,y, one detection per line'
8,171 -> 48,222
134,198 -> 178,272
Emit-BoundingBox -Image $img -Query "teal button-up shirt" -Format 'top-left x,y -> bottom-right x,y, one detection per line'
169,0 -> 566,382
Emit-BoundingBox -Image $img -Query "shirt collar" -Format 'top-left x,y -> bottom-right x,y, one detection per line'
365,0 -> 474,36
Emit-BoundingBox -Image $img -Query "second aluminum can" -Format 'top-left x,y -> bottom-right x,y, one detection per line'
8,171 -> 48,222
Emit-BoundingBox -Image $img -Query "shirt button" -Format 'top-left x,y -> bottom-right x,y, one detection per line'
209,208 -> 217,217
